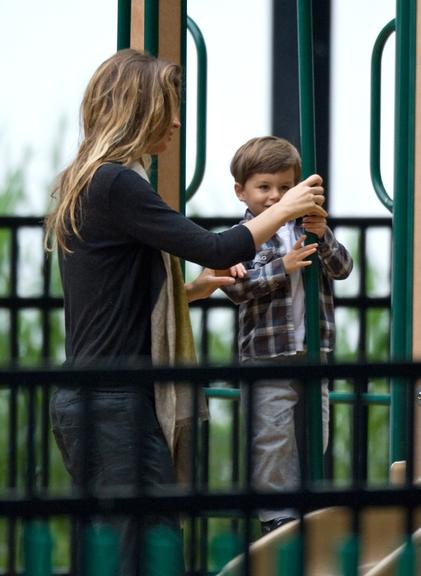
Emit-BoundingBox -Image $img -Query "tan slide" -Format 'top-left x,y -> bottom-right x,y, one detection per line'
217,505 -> 421,575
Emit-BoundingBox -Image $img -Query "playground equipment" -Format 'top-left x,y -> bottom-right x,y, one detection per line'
217,507 -> 421,576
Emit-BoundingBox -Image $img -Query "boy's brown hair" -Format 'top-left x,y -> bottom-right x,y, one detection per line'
230,136 -> 302,186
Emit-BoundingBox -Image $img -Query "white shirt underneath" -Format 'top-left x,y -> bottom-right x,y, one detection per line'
277,221 -> 305,352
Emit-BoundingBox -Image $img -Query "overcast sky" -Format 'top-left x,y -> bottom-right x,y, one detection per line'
1,0 -> 396,219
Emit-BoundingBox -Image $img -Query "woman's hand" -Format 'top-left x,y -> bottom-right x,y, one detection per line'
185,266 -> 245,303
243,174 -> 327,249
280,174 -> 326,220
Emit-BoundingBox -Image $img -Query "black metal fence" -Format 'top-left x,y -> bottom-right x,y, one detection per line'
3,215 -> 416,576
0,215 -> 392,364
0,362 -> 419,575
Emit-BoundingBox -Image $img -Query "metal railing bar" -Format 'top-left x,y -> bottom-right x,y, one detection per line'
204,387 -> 391,406
370,19 -> 395,212
0,215 -> 393,230
185,16 -> 207,201
0,297 -> 63,308
1,361 -> 419,383
190,297 -> 391,315
0,486 -> 420,517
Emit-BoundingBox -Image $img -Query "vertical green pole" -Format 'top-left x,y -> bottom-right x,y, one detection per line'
81,525 -> 119,576
209,532 -> 242,573
338,535 -> 359,576
390,0 -> 416,462
117,0 -> 131,50
144,0 -> 159,56
23,521 -> 52,576
397,538 -> 415,576
144,0 -> 159,190
141,525 -> 184,576
277,536 -> 303,576
296,0 -> 324,481
179,0 -> 188,216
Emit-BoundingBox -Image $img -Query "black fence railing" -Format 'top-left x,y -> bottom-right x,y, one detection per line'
0,214 -> 404,575
0,361 -> 419,575
0,215 -> 393,488
0,215 -> 392,364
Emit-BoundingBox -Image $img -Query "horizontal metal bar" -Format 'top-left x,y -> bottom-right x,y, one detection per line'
190,296 -> 390,311
205,389 -> 391,406
0,362 -> 419,385
0,217 -> 44,228
0,297 -> 63,309
0,295 -> 389,311
191,216 -> 392,230
0,486 -> 419,518
204,388 -> 240,399
329,392 -> 390,405
334,296 -> 391,308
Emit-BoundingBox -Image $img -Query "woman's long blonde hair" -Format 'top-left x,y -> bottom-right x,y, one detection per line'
45,49 -> 181,251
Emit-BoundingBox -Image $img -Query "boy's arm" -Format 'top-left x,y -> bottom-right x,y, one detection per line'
317,227 -> 353,279
221,257 -> 289,304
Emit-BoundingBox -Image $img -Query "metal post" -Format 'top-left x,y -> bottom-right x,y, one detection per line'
23,521 -> 53,576
144,0 -> 159,189
390,0 -> 416,462
144,0 -> 159,55
179,0 -> 187,215
81,525 -> 119,576
117,0 -> 131,50
297,0 -> 324,481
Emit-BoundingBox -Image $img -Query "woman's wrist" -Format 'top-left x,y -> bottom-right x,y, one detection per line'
184,282 -> 197,303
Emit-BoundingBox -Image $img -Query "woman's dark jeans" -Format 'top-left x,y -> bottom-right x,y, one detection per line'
50,383 -> 180,575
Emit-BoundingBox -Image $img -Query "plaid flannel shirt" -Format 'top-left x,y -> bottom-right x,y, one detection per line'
222,210 -> 353,361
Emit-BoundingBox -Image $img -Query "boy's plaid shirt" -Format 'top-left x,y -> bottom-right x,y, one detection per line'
222,210 -> 353,361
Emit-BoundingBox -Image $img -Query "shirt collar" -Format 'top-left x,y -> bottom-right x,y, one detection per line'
129,161 -> 150,183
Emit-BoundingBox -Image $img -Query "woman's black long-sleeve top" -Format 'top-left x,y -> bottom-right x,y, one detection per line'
59,163 -> 256,365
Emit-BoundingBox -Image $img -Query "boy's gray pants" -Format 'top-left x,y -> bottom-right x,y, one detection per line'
242,353 -> 329,523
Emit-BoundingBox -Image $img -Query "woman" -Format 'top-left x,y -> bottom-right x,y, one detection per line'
45,49 -> 325,575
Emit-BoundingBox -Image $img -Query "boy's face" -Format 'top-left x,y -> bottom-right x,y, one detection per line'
235,168 -> 295,216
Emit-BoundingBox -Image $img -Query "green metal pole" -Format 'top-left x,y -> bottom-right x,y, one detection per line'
144,0 -> 159,190
117,0 -> 131,50
23,521 -> 52,576
185,17 -> 207,203
144,0 -> 159,56
370,19 -> 395,213
141,525 -> 184,576
297,0 -> 324,481
210,532 -> 242,573
339,535 -> 359,576
277,536 -> 303,576
179,1 -> 188,216
390,0 -> 416,462
81,525 -> 119,576
397,538 -> 416,576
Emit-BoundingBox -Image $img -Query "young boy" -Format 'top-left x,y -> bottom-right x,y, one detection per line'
222,136 -> 353,535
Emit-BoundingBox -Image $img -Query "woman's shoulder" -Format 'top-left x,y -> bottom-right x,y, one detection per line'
94,162 -> 127,182
94,162 -> 150,189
